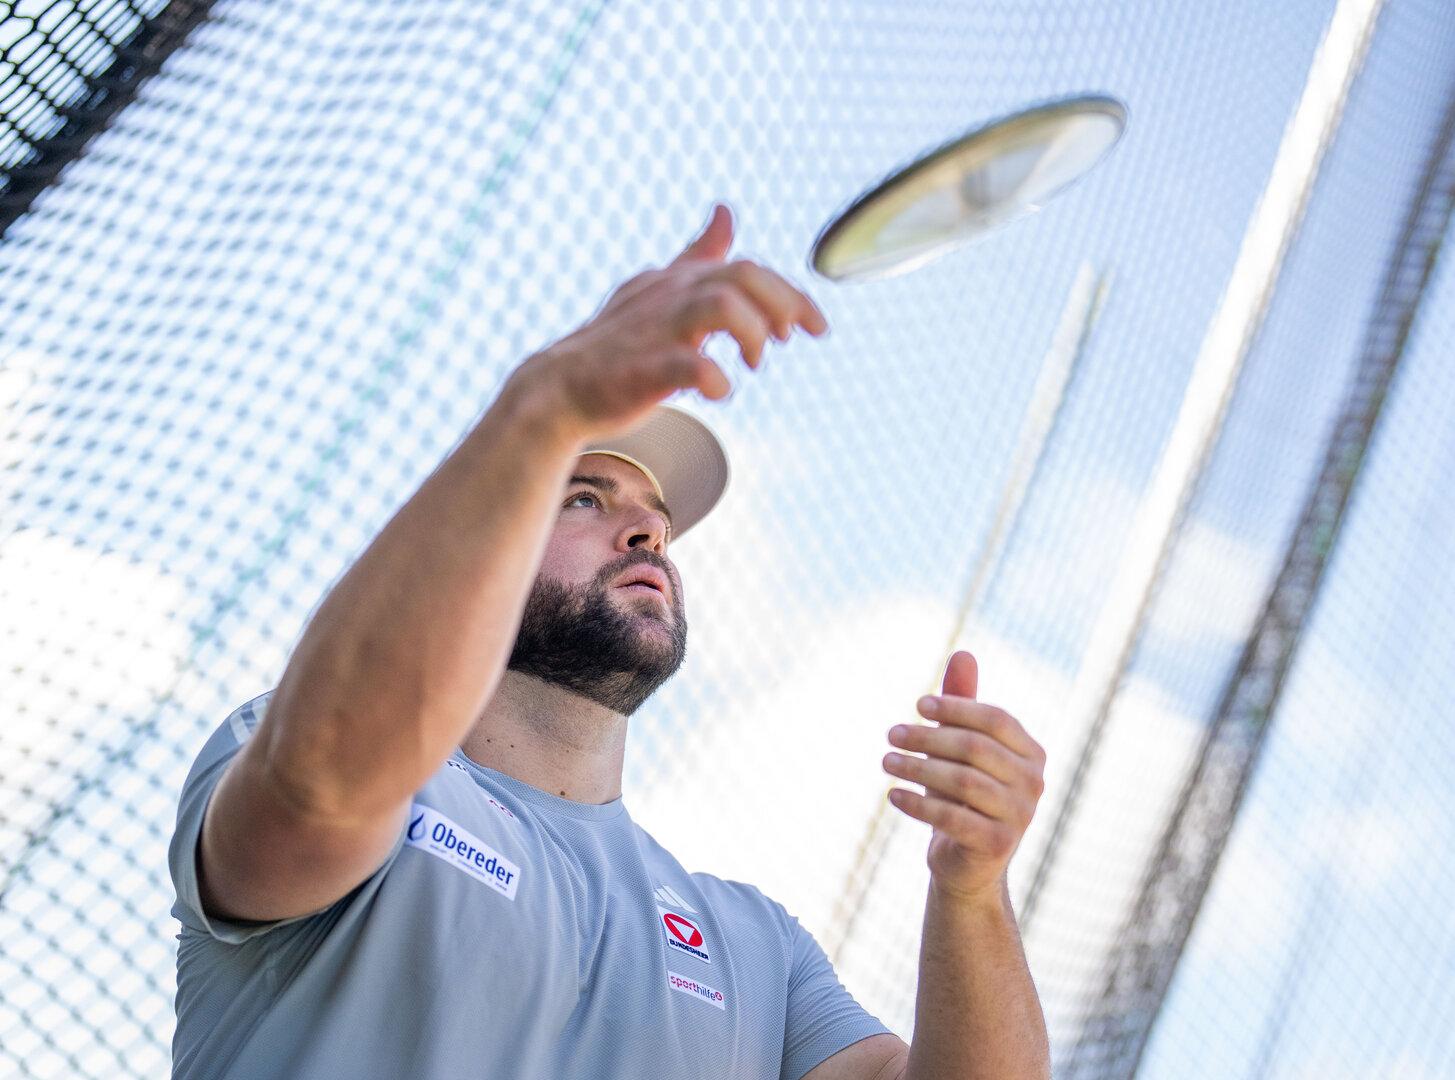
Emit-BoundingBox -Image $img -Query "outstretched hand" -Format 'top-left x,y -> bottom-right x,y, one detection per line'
883,651 -> 1047,906
516,201 -> 829,448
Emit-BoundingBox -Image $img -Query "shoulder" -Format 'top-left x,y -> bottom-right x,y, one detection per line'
209,688 -> 274,750
630,823 -> 792,924
691,873 -> 787,923
178,689 -> 276,792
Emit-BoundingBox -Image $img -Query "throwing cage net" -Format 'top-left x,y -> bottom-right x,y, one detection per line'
2,1 -> 1454,1076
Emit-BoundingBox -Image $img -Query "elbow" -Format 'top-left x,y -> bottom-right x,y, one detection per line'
253,694 -> 412,827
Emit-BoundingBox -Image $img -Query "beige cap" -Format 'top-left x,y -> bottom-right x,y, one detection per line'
579,404 -> 730,542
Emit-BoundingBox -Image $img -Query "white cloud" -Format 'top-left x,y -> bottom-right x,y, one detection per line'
1153,512 -> 1272,647
0,348 -> 50,474
0,528 -> 189,864
632,586 -> 958,933
1297,790 -> 1441,898
992,469 -> 1270,658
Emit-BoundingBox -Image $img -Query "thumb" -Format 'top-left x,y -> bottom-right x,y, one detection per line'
941,650 -> 979,700
670,202 -> 734,266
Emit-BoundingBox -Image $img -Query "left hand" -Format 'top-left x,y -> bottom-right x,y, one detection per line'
883,650 -> 1046,906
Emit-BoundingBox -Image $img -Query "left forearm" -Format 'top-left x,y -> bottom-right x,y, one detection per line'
903,877 -> 1050,1080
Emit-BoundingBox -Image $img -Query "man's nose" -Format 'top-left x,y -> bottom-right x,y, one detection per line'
618,509 -> 669,555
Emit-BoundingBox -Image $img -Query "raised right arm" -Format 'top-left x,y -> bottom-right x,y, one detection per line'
197,370 -> 590,922
193,202 -> 828,924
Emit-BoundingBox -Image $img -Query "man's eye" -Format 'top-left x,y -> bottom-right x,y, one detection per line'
567,492 -> 600,509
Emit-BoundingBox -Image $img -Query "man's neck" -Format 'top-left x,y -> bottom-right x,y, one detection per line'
458,670 -> 628,804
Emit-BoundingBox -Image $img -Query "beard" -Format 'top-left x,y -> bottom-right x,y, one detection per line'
505,561 -> 688,716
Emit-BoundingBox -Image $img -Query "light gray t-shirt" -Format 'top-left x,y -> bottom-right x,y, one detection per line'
168,691 -> 893,1079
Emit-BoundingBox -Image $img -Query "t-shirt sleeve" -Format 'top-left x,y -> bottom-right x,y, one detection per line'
779,907 -> 896,1080
167,691 -> 408,946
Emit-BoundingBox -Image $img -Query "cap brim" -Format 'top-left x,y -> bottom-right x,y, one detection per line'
580,404 -> 730,542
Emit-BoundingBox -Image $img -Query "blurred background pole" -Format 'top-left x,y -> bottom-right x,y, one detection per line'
827,262 -> 1110,962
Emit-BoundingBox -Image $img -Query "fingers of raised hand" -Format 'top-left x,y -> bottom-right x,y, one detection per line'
886,723 -> 1024,788
703,259 -> 828,341
892,790 -> 1020,862
669,203 -> 734,266
643,345 -> 732,402
917,696 -> 1046,766
675,283 -> 773,368
882,752 -> 1011,820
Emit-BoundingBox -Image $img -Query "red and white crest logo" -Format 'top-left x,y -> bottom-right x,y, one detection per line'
662,912 -> 703,947
657,906 -> 710,964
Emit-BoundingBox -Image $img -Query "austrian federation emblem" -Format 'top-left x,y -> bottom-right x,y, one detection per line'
657,906 -> 710,964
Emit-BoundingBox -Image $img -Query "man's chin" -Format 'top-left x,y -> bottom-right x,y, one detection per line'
623,617 -> 677,657
613,614 -> 684,674
613,593 -> 674,623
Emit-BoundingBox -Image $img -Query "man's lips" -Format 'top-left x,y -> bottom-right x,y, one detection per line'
612,565 -> 671,599
619,582 -> 669,604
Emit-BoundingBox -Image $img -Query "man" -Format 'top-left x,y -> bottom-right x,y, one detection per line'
168,203 -> 1052,1079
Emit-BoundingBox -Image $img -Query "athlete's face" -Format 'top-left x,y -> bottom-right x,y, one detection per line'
506,453 -> 687,716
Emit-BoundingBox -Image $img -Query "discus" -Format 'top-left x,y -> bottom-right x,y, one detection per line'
809,94 -> 1128,282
